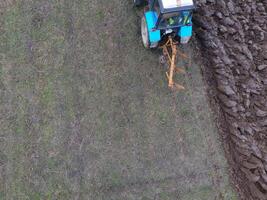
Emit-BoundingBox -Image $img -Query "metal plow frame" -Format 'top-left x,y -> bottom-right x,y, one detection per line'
161,36 -> 190,90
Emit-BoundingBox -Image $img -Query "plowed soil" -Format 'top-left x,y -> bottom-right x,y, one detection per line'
194,0 -> 267,199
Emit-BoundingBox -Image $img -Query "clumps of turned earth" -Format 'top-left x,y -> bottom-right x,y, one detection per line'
194,0 -> 267,199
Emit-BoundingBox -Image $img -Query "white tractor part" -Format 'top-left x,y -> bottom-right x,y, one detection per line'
162,0 -> 194,9
180,36 -> 191,44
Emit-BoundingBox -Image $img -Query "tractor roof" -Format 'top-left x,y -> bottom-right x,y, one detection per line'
158,0 -> 194,13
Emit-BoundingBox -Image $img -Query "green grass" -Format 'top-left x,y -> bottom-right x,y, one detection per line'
181,185 -> 214,200
40,80 -> 54,106
0,1 -> 237,199
95,10 -> 105,22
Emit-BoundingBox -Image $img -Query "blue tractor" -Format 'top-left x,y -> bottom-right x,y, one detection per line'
134,0 -> 194,48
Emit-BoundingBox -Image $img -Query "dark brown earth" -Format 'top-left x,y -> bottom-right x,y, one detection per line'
194,0 -> 267,199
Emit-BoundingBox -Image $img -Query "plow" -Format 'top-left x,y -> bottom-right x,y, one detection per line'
161,36 -> 190,90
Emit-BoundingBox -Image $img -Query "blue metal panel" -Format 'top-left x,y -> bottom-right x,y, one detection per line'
178,25 -> 192,37
178,11 -> 193,38
145,11 -> 161,43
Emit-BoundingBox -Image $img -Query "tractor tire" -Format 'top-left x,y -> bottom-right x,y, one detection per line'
141,15 -> 158,49
141,15 -> 150,48
133,0 -> 144,7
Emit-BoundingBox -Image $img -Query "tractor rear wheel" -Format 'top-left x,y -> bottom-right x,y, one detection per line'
141,15 -> 150,48
133,0 -> 144,7
141,15 -> 158,49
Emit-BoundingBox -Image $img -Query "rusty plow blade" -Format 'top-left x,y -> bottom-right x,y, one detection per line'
161,36 -> 189,91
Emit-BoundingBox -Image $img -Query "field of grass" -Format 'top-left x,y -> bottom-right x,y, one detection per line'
0,1 -> 237,199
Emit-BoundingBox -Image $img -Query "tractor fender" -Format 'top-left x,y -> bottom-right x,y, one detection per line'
144,11 -> 161,44
178,12 -> 193,44
178,25 -> 192,44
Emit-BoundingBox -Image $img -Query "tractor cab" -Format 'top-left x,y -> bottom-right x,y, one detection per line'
136,0 -> 194,48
